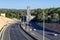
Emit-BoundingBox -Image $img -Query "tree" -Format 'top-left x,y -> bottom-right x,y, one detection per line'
51,13 -> 59,18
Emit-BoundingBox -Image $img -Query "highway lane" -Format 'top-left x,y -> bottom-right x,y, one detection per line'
29,22 -> 60,40
10,24 -> 28,40
1,26 -> 10,40
2,22 -> 35,40
2,21 -> 60,40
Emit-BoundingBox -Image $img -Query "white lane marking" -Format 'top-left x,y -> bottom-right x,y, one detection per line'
9,27 -> 11,40
31,32 -> 41,40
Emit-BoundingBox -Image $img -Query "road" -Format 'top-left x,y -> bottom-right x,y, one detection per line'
1,21 -> 60,40
29,22 -> 60,40
2,22 -> 35,40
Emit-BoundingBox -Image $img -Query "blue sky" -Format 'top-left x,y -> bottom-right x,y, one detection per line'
0,0 -> 60,9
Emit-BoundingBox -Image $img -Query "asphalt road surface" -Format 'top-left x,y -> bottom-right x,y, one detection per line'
29,22 -> 60,40
2,23 -> 35,40
10,23 -> 28,40
2,21 -> 60,40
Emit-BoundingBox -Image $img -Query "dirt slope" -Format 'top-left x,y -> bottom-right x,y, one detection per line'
0,16 -> 14,30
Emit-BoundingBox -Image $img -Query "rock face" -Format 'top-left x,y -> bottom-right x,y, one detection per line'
0,16 -> 14,30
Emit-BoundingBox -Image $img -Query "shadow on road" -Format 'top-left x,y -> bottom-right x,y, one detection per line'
29,22 -> 60,34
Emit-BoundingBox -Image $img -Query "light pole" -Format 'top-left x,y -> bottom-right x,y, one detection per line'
43,10 -> 45,40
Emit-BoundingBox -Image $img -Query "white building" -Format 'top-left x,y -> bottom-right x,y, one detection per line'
1,13 -> 5,17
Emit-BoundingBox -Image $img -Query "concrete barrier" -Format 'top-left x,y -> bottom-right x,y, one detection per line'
20,23 -> 50,40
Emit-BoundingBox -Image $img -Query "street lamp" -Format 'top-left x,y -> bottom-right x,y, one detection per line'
43,10 -> 45,40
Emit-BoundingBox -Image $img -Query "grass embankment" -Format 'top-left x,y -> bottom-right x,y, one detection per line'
0,16 -> 14,31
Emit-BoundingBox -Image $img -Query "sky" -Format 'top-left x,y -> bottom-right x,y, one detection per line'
0,0 -> 60,9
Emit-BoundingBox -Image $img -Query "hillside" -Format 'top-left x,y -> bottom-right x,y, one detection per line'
0,16 -> 14,30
